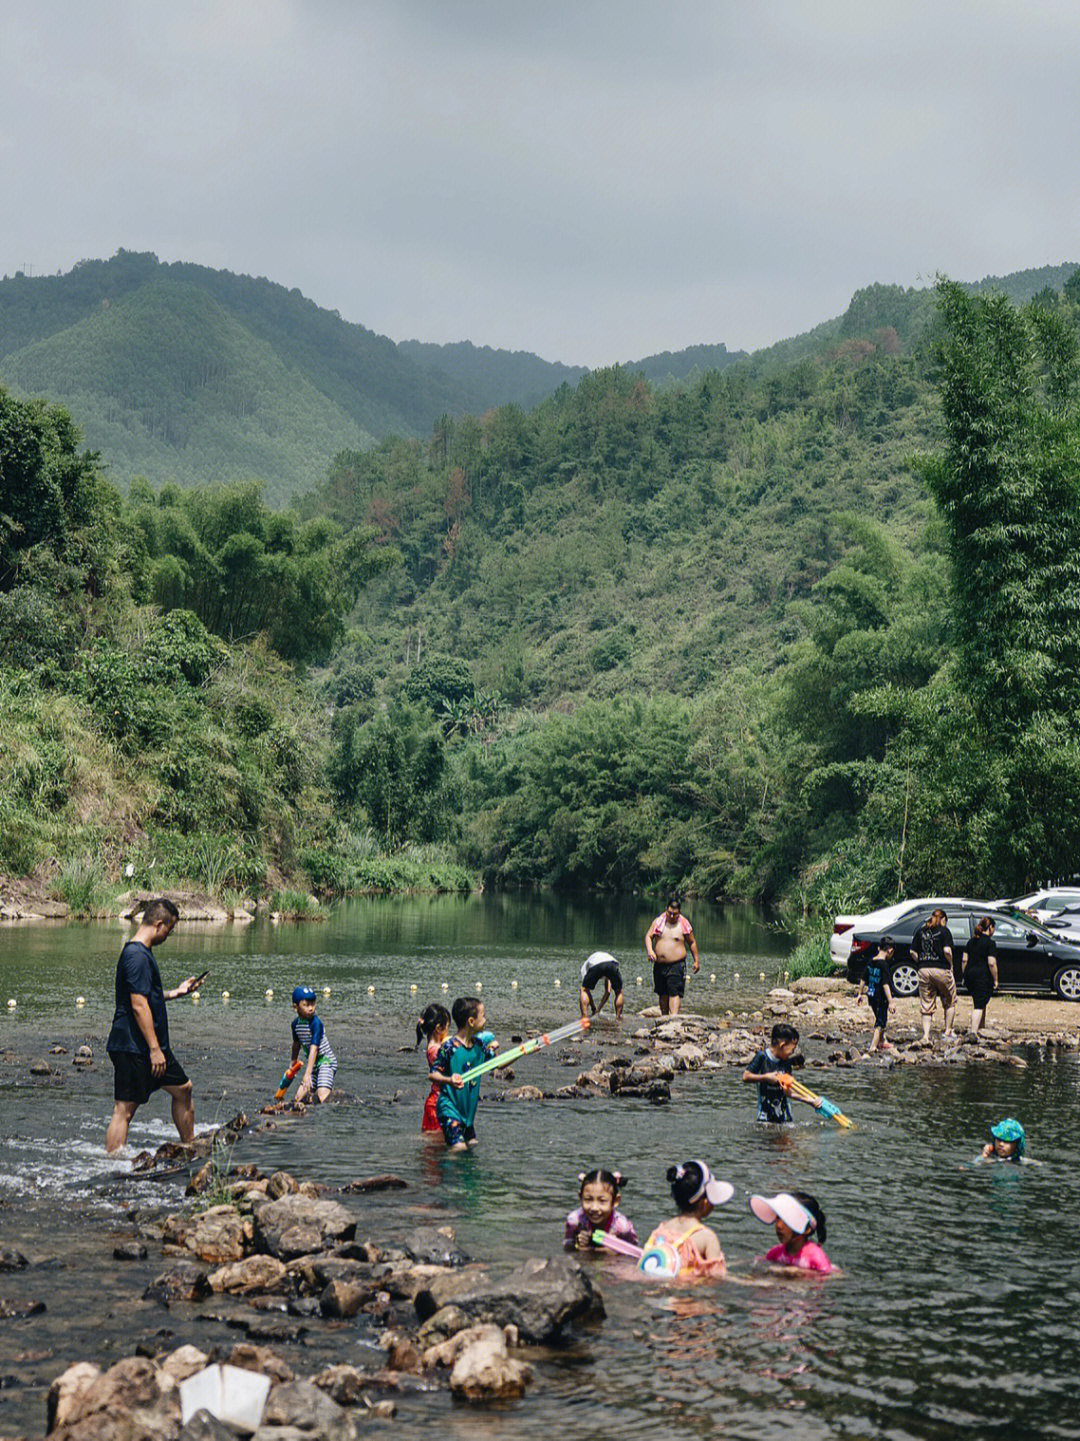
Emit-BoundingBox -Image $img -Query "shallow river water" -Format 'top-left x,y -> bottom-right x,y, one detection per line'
1,895 -> 1078,1439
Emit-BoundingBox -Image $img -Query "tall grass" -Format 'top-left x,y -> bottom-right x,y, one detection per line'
786,922 -> 836,981
52,858 -> 117,918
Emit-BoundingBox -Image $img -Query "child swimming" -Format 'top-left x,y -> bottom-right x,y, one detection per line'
564,1168 -> 639,1251
428,996 -> 498,1152
641,1160 -> 733,1278
980,1117 -> 1026,1162
416,1003 -> 452,1133
750,1190 -> 833,1273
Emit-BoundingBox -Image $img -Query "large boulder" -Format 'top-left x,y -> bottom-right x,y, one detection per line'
257,1380 -> 360,1440
186,1206 -> 246,1264
46,1356 -> 178,1440
208,1255 -> 290,1295
253,1195 -> 356,1259
413,1255 -> 602,1343
144,1262 -> 211,1305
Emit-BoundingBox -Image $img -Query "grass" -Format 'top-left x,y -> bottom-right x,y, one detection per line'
786,923 -> 836,981
269,887 -> 323,919
51,858 -> 118,918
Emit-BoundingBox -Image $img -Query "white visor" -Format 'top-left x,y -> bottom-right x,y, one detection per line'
749,1192 -> 814,1234
687,1160 -> 734,1206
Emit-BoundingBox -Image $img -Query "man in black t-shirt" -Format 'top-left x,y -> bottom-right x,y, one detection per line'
105,898 -> 204,1153
910,908 -> 956,1043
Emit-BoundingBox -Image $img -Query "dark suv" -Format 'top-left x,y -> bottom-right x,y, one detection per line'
847,903 -> 1080,1001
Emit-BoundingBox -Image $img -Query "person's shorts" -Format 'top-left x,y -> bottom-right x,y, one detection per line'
653,960 -> 686,998
582,960 -> 623,993
440,1115 -> 477,1147
868,990 -> 889,1028
312,1060 -> 337,1091
109,1048 -> 189,1106
918,967 -> 957,1014
968,985 -> 994,1011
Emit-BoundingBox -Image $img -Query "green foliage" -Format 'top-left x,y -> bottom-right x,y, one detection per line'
403,654 -> 475,711
51,857 -> 117,917
330,700 -> 456,846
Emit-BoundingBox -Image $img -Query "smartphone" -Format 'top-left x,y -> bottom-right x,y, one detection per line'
192,969 -> 209,986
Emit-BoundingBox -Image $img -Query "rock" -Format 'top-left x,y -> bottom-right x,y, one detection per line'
267,1171 -> 300,1199
503,1084 -> 544,1100
0,1248 -> 28,1270
286,1255 -> 375,1296
227,1344 -> 294,1385
159,1346 -> 211,1384
422,1321 -> 519,1369
0,1297 -> 45,1317
114,1241 -> 149,1261
769,987 -> 796,999
413,1254 -> 602,1344
416,1304 -> 472,1345
161,1214 -> 196,1247
311,1364 -> 377,1406
319,1278 -> 367,1319
29,1058 -> 53,1076
46,1361 -> 101,1430
185,1206 -> 246,1264
450,1327 -> 532,1401
339,1174 -> 407,1192
791,976 -> 849,993
48,1356 -> 178,1440
178,1410 -> 238,1441
672,1043 -> 706,1070
379,1330 -> 421,1374
208,1255 -> 290,1295
253,1194 -> 356,1259
144,1262 -> 211,1305
258,1380 -> 360,1440
401,1226 -> 469,1267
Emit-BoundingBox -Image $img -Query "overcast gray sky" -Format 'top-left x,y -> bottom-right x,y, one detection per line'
2,1 -> 1079,366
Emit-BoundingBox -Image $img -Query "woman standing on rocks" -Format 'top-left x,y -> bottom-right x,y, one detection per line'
962,917 -> 999,1036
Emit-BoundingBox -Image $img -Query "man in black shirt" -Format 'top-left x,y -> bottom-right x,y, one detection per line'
910,908 -> 956,1043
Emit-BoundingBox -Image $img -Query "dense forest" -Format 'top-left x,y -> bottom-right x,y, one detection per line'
4,265 -> 1080,947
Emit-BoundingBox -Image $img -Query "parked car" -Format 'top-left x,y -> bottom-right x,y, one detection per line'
846,903 -> 1080,1001
1040,905 -> 1080,942
1000,888 -> 1080,924
830,897 -> 993,968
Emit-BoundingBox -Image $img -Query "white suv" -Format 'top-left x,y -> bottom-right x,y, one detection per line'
829,896 -> 995,967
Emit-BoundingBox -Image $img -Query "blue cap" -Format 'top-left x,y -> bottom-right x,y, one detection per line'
292,985 -> 316,1003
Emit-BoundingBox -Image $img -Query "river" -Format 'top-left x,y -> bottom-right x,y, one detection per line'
1,895 -> 1077,1439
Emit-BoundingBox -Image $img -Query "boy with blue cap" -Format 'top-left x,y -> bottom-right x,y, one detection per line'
290,985 -> 337,1102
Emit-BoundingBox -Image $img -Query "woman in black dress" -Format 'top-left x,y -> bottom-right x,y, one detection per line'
962,916 -> 998,1036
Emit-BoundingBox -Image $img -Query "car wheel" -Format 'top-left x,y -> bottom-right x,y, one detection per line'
1053,966 -> 1080,1001
890,964 -> 919,998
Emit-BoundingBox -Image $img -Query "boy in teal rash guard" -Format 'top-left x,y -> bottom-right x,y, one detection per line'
429,996 -> 498,1151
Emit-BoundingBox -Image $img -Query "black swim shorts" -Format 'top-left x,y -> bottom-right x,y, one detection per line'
583,959 -> 623,992
109,1048 -> 189,1105
653,960 -> 686,998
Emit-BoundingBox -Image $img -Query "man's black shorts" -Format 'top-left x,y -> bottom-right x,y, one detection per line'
109,1048 -> 189,1105
653,960 -> 686,998
582,960 -> 623,993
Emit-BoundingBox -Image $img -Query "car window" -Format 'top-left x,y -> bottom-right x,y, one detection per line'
992,919 -> 1027,941
1042,897 -> 1079,914
949,916 -> 972,942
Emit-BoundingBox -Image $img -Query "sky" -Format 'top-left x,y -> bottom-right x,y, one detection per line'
2,0 -> 1080,367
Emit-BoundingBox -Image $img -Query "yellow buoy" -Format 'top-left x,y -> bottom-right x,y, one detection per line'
323,986 -> 331,996
191,992 -> 200,1004
265,988 -> 274,1000
554,978 -> 561,988
511,979 -> 518,989
636,976 -> 643,986
759,973 -> 766,982
367,985 -> 375,995
410,984 -> 418,993
221,991 -> 230,1002
476,982 -> 482,992
733,973 -> 740,983
7,998 -> 16,1009
441,982 -> 449,992
710,973 -> 716,983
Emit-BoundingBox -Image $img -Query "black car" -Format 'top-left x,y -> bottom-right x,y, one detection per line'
847,903 -> 1080,1001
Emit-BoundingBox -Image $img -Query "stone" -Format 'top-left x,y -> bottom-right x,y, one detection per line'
286,1254 -> 374,1295
113,1241 -> 149,1261
227,1344 -> 294,1385
413,1254 -> 602,1344
159,1346 -> 211,1384
208,1255 -> 290,1295
503,1084 -> 544,1100
144,1262 -> 211,1305
310,1364 -> 377,1406
769,987 -> 796,999
186,1207 -> 246,1264
178,1411 -> 238,1441
422,1321 -> 518,1369
0,1248 -> 28,1270
416,1304 -> 471,1345
400,1226 -> 468,1267
450,1328 -> 532,1401
791,976 -> 849,994
29,1058 -> 53,1076
259,1380 -> 360,1440
379,1330 -> 420,1373
339,1174 -> 407,1192
320,1278 -> 367,1319
46,1361 -> 101,1430
0,1297 -> 45,1317
267,1170 -> 300,1199
49,1356 -> 178,1440
253,1194 -> 356,1259
671,1043 -> 706,1070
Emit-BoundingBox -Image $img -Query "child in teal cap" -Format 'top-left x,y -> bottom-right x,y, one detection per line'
981,1118 -> 1026,1162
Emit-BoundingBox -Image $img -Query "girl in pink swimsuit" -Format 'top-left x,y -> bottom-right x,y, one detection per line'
750,1190 -> 833,1274
642,1160 -> 734,1278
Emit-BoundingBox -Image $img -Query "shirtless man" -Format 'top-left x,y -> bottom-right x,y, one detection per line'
645,897 -> 700,1015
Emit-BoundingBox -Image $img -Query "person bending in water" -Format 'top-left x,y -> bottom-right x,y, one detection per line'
579,951 -> 625,1019
645,897 -> 700,1016
290,985 -> 338,1103
980,1117 -> 1026,1163
429,996 -> 498,1152
106,899 -> 204,1154
750,1190 -> 833,1273
743,1023 -> 820,1123
642,1160 -> 733,1278
416,1003 -> 452,1132
565,1168 -> 638,1250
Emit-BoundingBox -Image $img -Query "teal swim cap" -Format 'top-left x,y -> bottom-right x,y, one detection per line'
990,1118 -> 1026,1154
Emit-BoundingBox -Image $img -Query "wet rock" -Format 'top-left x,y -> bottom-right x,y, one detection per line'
258,1380 -> 360,1440
0,1297 -> 45,1317
253,1194 -> 356,1259
267,1170 -> 300,1199
161,1214 -> 196,1247
286,1254 -> 374,1296
422,1321 -> 518,1368
0,1248 -> 28,1270
178,1410 -> 238,1441
320,1279 -> 367,1318
145,1262 -> 211,1305
50,1044 -> 68,1054
227,1344 -> 294,1385
208,1255 -> 290,1295
339,1174 -> 407,1193
232,1314 -> 306,1343
416,1304 -> 472,1345
672,1043 -> 706,1070
503,1084 -> 544,1100
29,1057 -> 53,1076
113,1241 -> 149,1261
450,1327 -> 532,1402
159,1346 -> 210,1384
413,1254 -> 603,1344
311,1364 -> 378,1406
47,1355 -> 178,1440
401,1226 -> 468,1267
792,976 -> 850,994
379,1330 -> 421,1373
46,1361 -> 101,1430
185,1206 -> 246,1264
